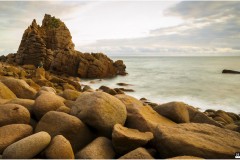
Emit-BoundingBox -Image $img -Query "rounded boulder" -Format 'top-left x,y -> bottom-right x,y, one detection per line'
35,111 -> 93,152
0,104 -> 30,127
76,137 -> 115,159
0,124 -> 33,154
2,131 -> 51,159
70,91 -> 127,136
33,92 -> 65,119
0,77 -> 37,99
44,135 -> 74,159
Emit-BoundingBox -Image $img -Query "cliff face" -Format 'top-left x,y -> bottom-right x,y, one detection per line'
7,14 -> 126,78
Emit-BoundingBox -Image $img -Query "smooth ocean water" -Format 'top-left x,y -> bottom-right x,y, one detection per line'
82,56 -> 240,113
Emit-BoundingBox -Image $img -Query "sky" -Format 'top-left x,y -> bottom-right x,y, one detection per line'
0,1 -> 240,56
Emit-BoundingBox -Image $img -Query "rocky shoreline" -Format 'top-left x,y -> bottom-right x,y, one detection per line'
0,62 -> 240,159
0,14 -> 240,159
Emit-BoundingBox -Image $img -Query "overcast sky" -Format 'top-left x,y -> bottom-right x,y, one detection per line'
0,1 -> 240,56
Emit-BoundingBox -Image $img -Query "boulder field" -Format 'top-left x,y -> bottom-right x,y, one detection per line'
0,70 -> 240,159
0,14 -> 240,159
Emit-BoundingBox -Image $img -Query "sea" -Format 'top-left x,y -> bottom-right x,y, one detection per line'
81,56 -> 240,114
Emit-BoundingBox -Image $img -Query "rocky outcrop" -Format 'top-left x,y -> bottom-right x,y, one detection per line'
1,14 -> 126,78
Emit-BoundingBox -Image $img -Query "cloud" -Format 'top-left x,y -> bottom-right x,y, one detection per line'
80,1 -> 240,56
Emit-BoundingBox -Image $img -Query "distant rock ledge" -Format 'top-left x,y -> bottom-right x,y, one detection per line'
0,14 -> 127,78
222,69 -> 240,74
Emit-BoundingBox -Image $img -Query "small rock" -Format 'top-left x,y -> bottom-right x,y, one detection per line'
33,92 -> 65,119
35,68 -> 45,80
40,86 -> 56,94
76,137 -> 115,159
112,124 -> 153,154
116,83 -> 132,86
71,91 -> 127,137
0,104 -> 30,127
82,85 -> 92,92
62,89 -> 81,101
119,147 -> 153,159
44,135 -> 74,159
35,111 -> 93,152
215,110 -> 234,124
0,124 -> 33,154
56,106 -> 70,114
2,131 -> 51,159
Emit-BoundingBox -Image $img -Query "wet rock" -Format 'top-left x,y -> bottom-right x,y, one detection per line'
112,124 -> 153,154
154,123 -> 240,159
0,124 -> 33,154
82,85 -> 93,92
2,131 -> 51,159
222,69 -> 240,74
71,92 -> 127,136
33,92 -> 65,119
0,82 -> 16,99
0,104 -> 30,127
44,135 -> 74,159
99,85 -> 117,95
35,111 -> 93,152
0,77 -> 37,99
119,147 -> 153,159
76,137 -> 115,159
215,110 -> 234,124
116,83 -> 132,86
